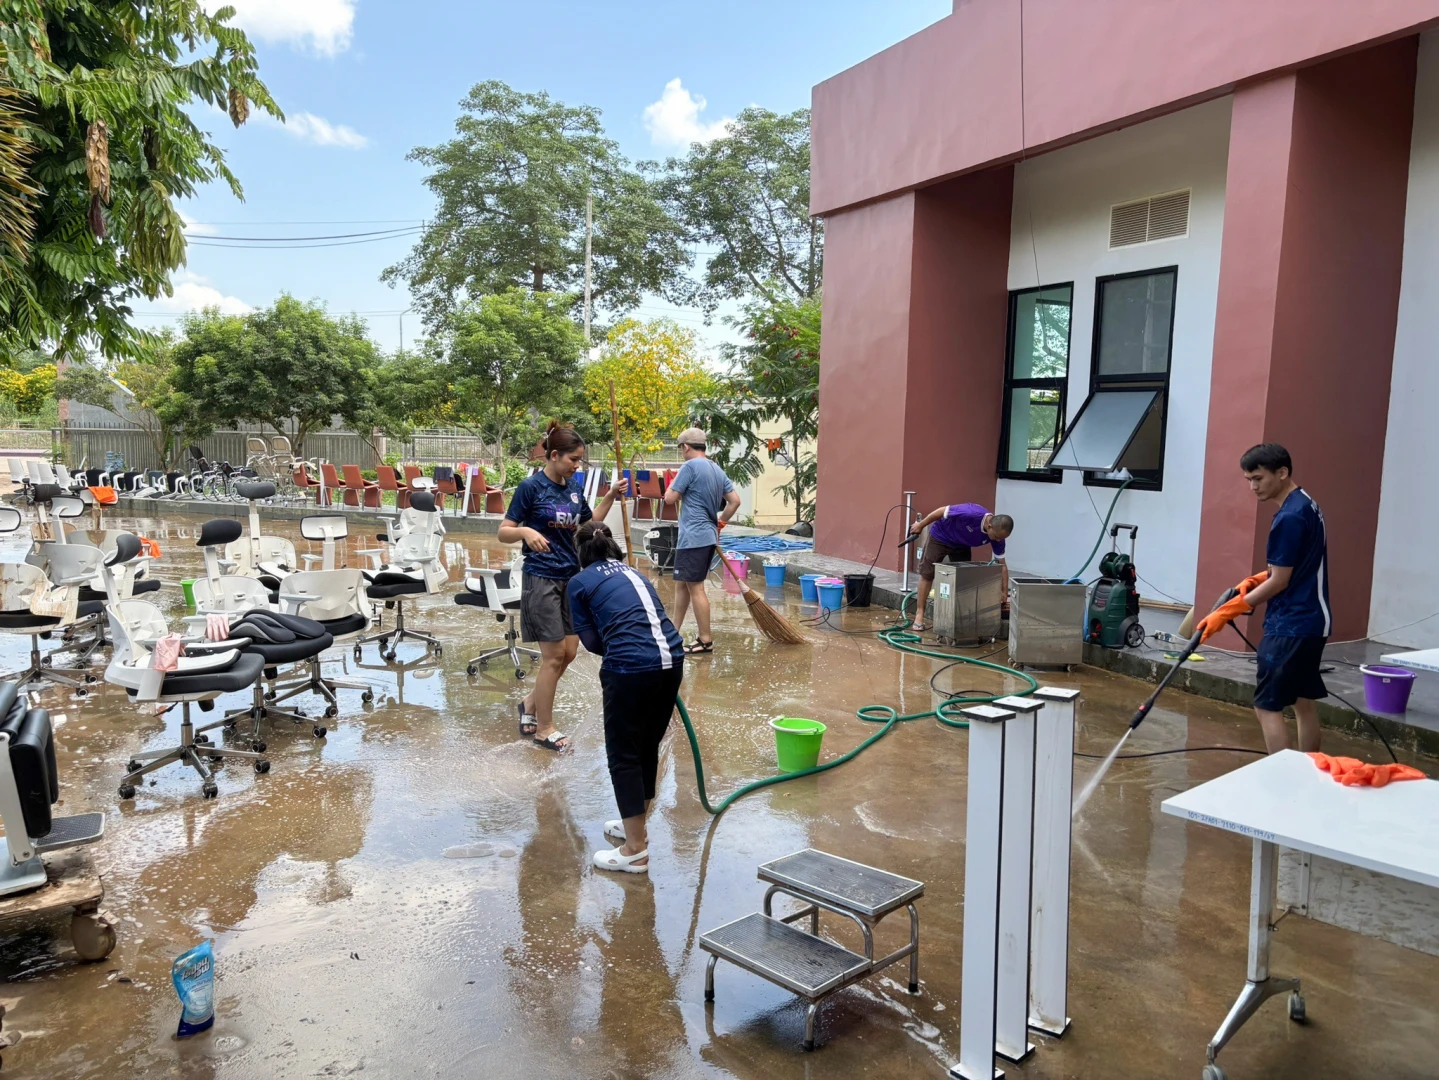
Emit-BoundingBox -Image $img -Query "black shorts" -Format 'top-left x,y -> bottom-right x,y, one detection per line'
673,545 -> 716,583
520,573 -> 573,643
919,538 -> 972,581
1254,634 -> 1328,711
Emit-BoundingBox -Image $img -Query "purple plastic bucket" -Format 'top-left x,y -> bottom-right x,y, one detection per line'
1360,664 -> 1417,714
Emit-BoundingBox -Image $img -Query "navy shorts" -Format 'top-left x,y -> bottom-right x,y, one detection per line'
1253,634 -> 1328,711
673,545 -> 716,583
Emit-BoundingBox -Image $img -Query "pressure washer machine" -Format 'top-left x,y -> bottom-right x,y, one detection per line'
1085,523 -> 1145,649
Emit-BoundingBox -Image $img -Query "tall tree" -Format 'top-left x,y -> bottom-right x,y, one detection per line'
0,0 -> 279,363
58,330 -> 211,468
169,297 -> 381,457
417,288 -> 585,480
693,294 -> 821,522
660,107 -> 821,312
383,80 -> 691,325
583,317 -> 715,460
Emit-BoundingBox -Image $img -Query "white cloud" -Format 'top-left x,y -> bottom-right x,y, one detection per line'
157,273 -> 252,316
642,79 -> 731,148
207,0 -> 356,56
179,211 -> 217,236
282,111 -> 369,149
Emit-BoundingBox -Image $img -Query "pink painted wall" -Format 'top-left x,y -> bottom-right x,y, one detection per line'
1195,41 -> 1417,640
814,171 -> 1012,570
814,0 -> 1439,215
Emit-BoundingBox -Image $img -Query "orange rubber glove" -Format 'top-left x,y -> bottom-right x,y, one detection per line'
1194,593 -> 1254,643
717,520 -> 727,531
1236,571 -> 1270,595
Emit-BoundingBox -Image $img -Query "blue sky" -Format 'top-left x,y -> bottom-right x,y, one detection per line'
140,0 -> 952,356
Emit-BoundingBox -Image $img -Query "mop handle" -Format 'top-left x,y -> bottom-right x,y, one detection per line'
1128,587 -> 1238,730
608,380 -> 634,567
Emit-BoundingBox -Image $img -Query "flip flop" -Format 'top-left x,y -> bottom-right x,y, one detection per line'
604,819 -> 626,842
593,847 -> 648,874
533,731 -> 569,753
517,700 -> 537,737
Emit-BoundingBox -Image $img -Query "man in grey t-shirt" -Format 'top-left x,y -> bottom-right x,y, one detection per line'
662,427 -> 740,654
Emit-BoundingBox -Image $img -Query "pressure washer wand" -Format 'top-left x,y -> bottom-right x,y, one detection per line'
1127,587 -> 1238,731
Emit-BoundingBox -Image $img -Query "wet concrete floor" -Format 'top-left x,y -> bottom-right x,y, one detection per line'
1,513 -> 1436,1078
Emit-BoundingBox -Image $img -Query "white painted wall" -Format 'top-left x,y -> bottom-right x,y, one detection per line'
1372,31 -> 1439,648
996,98 -> 1231,606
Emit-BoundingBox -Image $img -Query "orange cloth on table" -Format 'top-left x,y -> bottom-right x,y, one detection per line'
1308,752 -> 1426,787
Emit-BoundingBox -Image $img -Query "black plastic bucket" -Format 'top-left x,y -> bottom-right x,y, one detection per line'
844,573 -> 875,607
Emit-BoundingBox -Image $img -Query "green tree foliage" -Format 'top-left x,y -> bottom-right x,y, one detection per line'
694,294 -> 821,522
582,317 -> 715,460
58,329 -> 210,468
383,80 -> 691,325
407,288 -> 585,479
0,0 -> 279,363
0,356 -> 53,414
0,48 -> 40,296
659,108 -> 820,313
169,296 -> 380,457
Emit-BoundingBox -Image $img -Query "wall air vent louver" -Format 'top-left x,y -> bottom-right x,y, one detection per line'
1109,189 -> 1190,249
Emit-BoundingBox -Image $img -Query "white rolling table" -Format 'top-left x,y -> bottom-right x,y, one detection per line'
1161,749 -> 1439,1080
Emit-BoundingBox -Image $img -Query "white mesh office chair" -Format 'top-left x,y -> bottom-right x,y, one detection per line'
456,551 -> 535,679
355,492 -> 447,661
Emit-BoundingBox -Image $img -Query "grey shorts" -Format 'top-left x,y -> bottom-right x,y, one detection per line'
673,545 -> 716,583
521,573 -> 573,643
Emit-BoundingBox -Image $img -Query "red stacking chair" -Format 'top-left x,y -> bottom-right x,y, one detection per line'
293,463 -> 326,505
341,464 -> 382,509
660,469 -> 679,521
376,465 -> 409,509
634,469 -> 665,521
320,463 -> 343,507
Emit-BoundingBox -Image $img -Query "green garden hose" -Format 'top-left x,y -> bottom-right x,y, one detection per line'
673,593 -> 1038,816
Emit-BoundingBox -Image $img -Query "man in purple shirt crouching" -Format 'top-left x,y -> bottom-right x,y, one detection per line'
907,502 -> 1012,633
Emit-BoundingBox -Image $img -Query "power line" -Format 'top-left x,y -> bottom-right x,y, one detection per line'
185,227 -> 422,242
188,230 -> 423,250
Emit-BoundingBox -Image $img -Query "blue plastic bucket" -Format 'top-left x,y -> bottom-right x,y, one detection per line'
763,564 -> 787,587
817,582 -> 845,612
800,574 -> 823,601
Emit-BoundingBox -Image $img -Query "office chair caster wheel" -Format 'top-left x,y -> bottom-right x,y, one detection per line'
202,783 -> 218,799
41,655 -> 51,667
385,650 -> 398,662
208,754 -> 224,764
467,664 -> 478,676
251,741 -> 266,754
127,759 -> 141,772
313,725 -> 327,739
361,690 -> 373,704
118,784 -> 136,800
84,673 -> 97,684
433,644 -> 443,657
324,705 -> 338,719
1202,1066 -> 1228,1080
1288,992 -> 1306,1023
293,708 -> 306,718
515,668 -> 525,680
264,689 -> 276,701
194,734 -> 211,746
71,911 -> 116,962
254,759 -> 270,774
73,687 -> 88,699
353,645 -> 362,661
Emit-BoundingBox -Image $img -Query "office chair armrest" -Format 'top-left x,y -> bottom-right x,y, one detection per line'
301,554 -> 323,567
277,593 -> 321,615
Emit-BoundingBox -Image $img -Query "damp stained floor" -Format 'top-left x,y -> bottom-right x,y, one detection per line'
1,512 -> 1436,1079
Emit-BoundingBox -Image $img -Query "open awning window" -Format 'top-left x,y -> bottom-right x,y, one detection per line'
1045,388 -> 1160,472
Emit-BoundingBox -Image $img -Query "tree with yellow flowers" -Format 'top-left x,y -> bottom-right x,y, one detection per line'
583,318 -> 715,462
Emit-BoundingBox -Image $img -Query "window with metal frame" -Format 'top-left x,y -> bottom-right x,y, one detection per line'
1046,267 -> 1177,490
998,283 -> 1072,481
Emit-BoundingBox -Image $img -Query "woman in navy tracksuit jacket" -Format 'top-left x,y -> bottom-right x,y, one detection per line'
567,521 -> 684,875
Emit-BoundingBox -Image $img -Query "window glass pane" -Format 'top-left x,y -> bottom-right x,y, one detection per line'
1011,286 -> 1072,380
1096,271 -> 1174,376
1007,387 -> 1062,471
1047,389 -> 1158,471
1114,395 -> 1164,476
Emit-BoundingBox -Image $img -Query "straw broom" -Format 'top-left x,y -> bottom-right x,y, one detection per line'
717,537 -> 808,645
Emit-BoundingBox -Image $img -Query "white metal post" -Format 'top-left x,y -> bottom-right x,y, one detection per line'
902,490 -> 916,593
952,703 -> 1014,1080
1028,686 -> 1079,1038
992,695 -> 1041,1063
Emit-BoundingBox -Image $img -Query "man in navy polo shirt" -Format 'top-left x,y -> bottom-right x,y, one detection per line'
1201,443 -> 1329,754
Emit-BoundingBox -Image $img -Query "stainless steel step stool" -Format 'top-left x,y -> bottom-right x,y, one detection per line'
700,848 -> 924,1050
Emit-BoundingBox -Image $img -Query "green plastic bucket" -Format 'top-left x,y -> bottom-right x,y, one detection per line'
180,579 -> 196,608
770,716 -> 826,772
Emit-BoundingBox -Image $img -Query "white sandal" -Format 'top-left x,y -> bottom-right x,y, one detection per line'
603,819 -> 627,842
593,847 -> 648,874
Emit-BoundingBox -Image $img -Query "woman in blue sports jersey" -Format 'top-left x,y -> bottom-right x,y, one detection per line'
568,520 -> 685,874
499,422 -> 627,753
